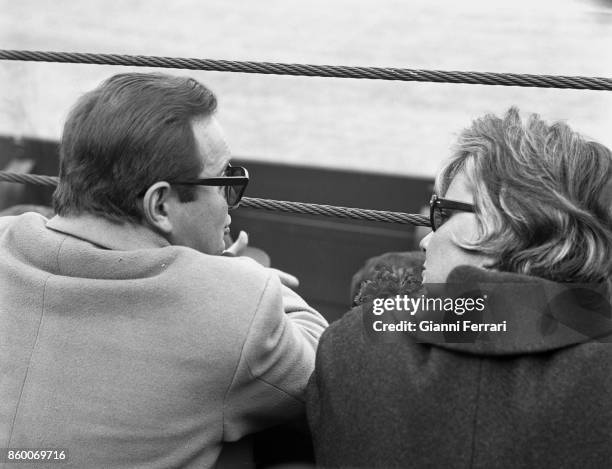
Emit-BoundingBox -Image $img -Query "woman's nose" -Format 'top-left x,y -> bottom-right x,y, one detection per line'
419,231 -> 432,251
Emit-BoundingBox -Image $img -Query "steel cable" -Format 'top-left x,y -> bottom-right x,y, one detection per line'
1,49 -> 610,90
0,172 -> 430,227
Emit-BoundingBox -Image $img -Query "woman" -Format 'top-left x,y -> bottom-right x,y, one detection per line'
306,107 -> 612,468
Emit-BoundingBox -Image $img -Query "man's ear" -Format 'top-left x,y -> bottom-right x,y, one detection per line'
141,181 -> 173,234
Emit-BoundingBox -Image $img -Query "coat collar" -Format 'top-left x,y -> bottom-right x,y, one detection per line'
408,266 -> 612,356
46,215 -> 170,251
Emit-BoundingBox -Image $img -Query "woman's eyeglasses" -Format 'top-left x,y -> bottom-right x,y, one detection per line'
429,194 -> 475,231
171,165 -> 249,210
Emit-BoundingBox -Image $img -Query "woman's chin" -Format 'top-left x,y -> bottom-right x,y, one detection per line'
422,268 -> 433,284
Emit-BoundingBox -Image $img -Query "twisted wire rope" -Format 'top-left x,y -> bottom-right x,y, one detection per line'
0,172 -> 431,227
1,49 -> 611,91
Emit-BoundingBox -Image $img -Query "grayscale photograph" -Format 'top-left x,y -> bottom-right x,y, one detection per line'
1,0 -> 611,467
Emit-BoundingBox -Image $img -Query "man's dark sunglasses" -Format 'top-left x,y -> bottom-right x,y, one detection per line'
429,194 -> 475,231
171,165 -> 249,210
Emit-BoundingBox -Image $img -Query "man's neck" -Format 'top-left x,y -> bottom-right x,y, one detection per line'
47,213 -> 170,251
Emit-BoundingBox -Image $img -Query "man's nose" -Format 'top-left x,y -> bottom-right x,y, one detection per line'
419,231 -> 432,251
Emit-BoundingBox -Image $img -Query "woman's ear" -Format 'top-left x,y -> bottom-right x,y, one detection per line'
141,181 -> 173,234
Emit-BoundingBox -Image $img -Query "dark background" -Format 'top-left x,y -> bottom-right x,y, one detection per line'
0,135 -> 433,322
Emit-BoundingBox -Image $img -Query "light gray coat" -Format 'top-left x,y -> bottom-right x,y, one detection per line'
1,213 -> 327,468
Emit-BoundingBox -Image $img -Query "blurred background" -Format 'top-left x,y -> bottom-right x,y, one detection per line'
1,0 -> 611,318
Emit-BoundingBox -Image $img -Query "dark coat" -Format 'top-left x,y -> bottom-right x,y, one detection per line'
307,265 -> 612,468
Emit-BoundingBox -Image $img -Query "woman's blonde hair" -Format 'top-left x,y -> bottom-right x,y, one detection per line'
436,107 -> 612,283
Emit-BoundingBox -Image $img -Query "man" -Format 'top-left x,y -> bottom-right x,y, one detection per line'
0,73 -> 327,468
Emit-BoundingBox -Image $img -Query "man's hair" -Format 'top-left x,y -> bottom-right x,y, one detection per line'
53,73 -> 217,222
436,107 -> 612,283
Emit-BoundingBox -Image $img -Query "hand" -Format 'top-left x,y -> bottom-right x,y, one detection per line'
223,232 -> 299,288
223,231 -> 249,257
268,268 -> 300,289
